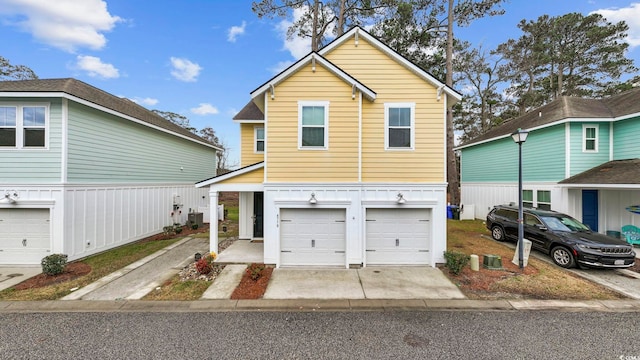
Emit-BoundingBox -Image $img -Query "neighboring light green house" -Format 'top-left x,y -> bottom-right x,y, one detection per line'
0,78 -> 219,265
456,87 -> 640,235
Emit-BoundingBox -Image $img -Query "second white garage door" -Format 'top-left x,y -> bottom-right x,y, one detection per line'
366,208 -> 431,265
280,208 -> 346,266
0,208 -> 51,265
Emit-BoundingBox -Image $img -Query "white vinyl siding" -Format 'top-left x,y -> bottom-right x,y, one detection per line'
298,101 -> 329,150
384,103 -> 415,150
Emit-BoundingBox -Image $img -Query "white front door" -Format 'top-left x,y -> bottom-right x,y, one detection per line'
280,208 -> 346,266
366,208 -> 431,265
0,209 -> 51,264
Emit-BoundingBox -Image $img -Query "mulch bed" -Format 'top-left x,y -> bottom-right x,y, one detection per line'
230,265 -> 273,300
13,262 -> 92,290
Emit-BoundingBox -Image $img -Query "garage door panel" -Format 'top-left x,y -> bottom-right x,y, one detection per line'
366,208 -> 431,265
280,209 -> 345,266
0,209 -> 51,265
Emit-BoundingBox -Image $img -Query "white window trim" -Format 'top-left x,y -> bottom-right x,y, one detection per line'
582,124 -> 598,153
298,101 -> 329,150
0,102 -> 49,150
254,126 -> 265,153
384,102 -> 415,150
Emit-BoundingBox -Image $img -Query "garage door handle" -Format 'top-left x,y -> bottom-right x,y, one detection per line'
396,239 -> 399,247
281,250 -> 292,253
22,239 -> 27,247
335,251 -> 345,253
311,239 -> 315,248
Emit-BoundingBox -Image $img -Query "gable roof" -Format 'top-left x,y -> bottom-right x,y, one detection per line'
320,26 -> 461,103
458,87 -> 640,149
196,161 -> 264,187
0,78 -> 221,150
233,100 -> 264,122
559,158 -> 640,185
251,51 -> 377,101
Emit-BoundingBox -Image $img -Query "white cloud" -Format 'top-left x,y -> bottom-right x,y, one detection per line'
75,55 -> 119,78
170,57 -> 202,82
132,97 -> 158,106
191,103 -> 219,115
227,21 -> 246,42
276,7 -> 312,59
0,0 -> 121,52
269,60 -> 294,74
592,3 -> 640,48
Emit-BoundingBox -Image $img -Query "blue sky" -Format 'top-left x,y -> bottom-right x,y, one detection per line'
1,0 -> 639,167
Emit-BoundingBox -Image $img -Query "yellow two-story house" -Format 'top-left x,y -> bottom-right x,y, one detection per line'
196,27 -> 460,267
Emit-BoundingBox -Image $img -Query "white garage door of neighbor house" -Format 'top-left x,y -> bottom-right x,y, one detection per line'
280,208 -> 346,266
0,209 -> 51,265
366,208 -> 431,265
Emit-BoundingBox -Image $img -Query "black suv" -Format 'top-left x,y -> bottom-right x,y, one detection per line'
486,205 -> 636,269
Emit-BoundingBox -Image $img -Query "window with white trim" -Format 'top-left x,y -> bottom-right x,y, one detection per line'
523,190 -> 533,208
299,101 -> 328,149
583,125 -> 598,152
385,103 -> 414,149
537,190 -> 551,210
0,105 -> 47,148
255,126 -> 264,153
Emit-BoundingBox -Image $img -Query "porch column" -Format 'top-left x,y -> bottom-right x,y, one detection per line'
209,189 -> 219,254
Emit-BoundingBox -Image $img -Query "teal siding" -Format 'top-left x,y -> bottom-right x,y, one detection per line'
0,98 -> 62,184
461,124 -> 565,182
66,101 -> 216,183
569,122 -> 610,176
613,116 -> 640,159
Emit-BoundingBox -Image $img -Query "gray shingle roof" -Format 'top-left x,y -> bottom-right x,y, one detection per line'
461,87 -> 640,147
559,159 -> 640,185
233,100 -> 264,121
0,78 -> 215,147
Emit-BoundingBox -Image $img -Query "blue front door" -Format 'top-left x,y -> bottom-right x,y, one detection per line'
582,190 -> 599,232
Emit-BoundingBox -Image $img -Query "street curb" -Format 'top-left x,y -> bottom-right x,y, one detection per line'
1,299 -> 639,313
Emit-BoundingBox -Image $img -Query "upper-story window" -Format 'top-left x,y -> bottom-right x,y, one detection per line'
385,103 -> 415,150
0,105 -> 47,149
255,126 -> 265,153
583,124 -> 598,152
299,101 -> 328,149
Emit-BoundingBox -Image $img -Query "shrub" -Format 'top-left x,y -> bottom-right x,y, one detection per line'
443,251 -> 470,275
41,254 -> 68,276
247,263 -> 265,280
195,257 -> 212,275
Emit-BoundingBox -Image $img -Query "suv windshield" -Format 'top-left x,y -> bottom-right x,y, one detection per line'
540,215 -> 590,232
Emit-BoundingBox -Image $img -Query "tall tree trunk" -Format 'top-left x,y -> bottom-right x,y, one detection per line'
446,0 -> 460,205
311,0 -> 320,51
337,0 -> 346,36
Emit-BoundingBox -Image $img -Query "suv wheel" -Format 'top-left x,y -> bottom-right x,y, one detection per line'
551,246 -> 575,268
491,225 -> 505,241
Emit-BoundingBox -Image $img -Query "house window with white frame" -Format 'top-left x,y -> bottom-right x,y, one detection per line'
523,190 -> 533,208
299,101 -> 328,149
583,125 -> 598,152
537,190 -> 551,210
255,126 -> 264,153
385,103 -> 414,149
0,105 -> 47,148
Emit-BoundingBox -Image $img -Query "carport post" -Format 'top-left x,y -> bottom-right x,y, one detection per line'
209,190 -> 218,254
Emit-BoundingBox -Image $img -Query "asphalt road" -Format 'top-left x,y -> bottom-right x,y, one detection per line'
1,311 -> 638,359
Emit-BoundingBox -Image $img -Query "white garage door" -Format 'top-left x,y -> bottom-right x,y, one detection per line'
0,209 -> 51,265
280,208 -> 346,266
366,208 -> 431,265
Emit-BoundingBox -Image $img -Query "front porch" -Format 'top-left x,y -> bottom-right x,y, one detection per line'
216,239 -> 264,264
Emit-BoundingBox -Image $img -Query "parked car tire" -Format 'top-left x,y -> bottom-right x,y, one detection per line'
551,246 -> 575,268
491,225 -> 506,241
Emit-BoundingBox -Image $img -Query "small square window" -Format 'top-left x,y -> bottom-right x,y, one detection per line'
537,190 -> 551,210
523,190 -> 533,208
255,127 -> 264,153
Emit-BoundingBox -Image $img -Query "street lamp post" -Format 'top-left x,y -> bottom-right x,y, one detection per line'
511,128 -> 529,269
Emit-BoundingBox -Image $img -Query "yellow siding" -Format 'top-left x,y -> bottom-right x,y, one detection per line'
218,167 -> 264,185
266,63 -> 359,182
324,37 -> 446,183
240,123 -> 264,167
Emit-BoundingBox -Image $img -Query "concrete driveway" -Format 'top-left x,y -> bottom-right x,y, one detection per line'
0,266 -> 41,292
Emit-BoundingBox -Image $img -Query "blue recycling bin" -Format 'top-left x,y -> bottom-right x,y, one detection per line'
447,205 -> 453,219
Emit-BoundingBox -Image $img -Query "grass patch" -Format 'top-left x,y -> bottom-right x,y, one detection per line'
0,237 -> 181,301
143,275 -> 211,301
445,219 -> 625,300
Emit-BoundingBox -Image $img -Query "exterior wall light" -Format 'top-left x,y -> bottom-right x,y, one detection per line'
309,193 -> 317,204
396,193 -> 406,204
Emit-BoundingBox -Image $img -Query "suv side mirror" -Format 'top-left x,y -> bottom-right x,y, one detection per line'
535,224 -> 548,231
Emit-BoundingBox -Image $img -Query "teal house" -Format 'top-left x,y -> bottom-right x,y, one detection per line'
0,78 -> 219,265
456,88 -> 640,235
